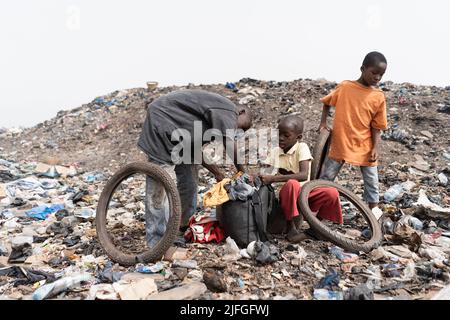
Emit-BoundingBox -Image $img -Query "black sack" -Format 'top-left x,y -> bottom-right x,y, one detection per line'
266,192 -> 286,235
217,185 -> 276,247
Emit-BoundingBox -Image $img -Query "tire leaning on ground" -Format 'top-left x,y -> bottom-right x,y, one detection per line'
96,162 -> 181,266
298,179 -> 382,253
310,129 -> 331,180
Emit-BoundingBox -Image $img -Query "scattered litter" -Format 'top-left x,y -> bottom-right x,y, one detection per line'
254,241 -> 280,264
313,289 -> 343,300
32,273 -> 92,300
172,260 -> 198,269
0,78 -> 449,300
73,208 -> 96,220
135,262 -> 165,274
329,246 -> 359,263
317,270 -> 340,289
414,190 -> 450,218
25,204 -> 65,220
203,270 -> 227,292
113,278 -> 158,300
438,173 -> 448,186
344,284 -> 374,300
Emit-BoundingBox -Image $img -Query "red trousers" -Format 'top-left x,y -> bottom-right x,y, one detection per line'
279,180 -> 343,224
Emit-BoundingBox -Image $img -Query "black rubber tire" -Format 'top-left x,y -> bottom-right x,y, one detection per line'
298,179 -> 382,253
96,162 -> 181,266
310,129 -> 331,180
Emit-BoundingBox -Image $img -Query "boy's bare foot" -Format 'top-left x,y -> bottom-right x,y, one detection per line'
293,215 -> 304,230
286,228 -> 308,243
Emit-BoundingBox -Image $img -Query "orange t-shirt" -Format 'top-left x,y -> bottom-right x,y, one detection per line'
320,80 -> 387,167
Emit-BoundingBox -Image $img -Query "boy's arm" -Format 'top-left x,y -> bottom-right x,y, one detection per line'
202,162 -> 225,182
202,138 -> 245,181
260,160 -> 310,184
319,104 -> 331,131
224,137 -> 246,173
369,128 -> 381,162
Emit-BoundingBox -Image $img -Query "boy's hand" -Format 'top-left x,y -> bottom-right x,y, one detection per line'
246,174 -> 256,184
259,175 -> 274,185
318,123 -> 330,132
369,148 -> 379,162
214,172 -> 225,182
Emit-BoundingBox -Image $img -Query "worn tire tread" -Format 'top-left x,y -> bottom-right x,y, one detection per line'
96,162 -> 181,266
310,130 -> 331,180
298,179 -> 382,253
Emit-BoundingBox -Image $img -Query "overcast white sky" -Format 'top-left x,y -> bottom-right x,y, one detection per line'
1,0 -> 449,128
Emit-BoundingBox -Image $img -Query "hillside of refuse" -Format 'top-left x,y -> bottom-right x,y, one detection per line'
0,78 -> 449,300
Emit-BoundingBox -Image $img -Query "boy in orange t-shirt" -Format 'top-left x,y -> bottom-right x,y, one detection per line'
319,52 -> 388,212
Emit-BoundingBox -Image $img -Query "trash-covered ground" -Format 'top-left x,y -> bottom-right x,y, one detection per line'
0,78 -> 449,300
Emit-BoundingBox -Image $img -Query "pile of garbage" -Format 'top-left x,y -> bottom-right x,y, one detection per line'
0,78 -> 449,300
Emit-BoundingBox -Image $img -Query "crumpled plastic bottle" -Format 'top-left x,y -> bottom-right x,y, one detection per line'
384,181 -> 416,203
383,184 -> 404,202
135,262 -> 165,274
32,273 -> 92,300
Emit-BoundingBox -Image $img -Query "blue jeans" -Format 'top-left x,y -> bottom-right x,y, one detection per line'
319,157 -> 380,204
145,163 -> 198,248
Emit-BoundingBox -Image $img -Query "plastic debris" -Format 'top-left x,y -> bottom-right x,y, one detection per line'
317,270 -> 340,288
438,173 -> 448,186
135,262 -> 165,274
254,241 -> 280,264
32,273 -> 92,300
0,78 -> 449,301
344,284 -> 374,300
223,237 -> 242,261
172,260 -> 198,269
384,181 -> 415,202
225,82 -> 237,91
329,246 -> 359,263
313,289 -> 343,300
73,208 -> 96,220
25,204 -> 65,220
414,189 -> 450,218
84,172 -> 105,183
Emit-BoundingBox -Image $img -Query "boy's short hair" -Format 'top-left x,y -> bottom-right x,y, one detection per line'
362,51 -> 387,68
237,104 -> 251,116
278,115 -> 304,134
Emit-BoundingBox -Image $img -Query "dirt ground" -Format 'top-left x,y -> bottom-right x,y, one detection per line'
0,78 -> 449,300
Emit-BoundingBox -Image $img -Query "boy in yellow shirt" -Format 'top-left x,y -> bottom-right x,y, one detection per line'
260,116 -> 343,243
319,51 -> 388,212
